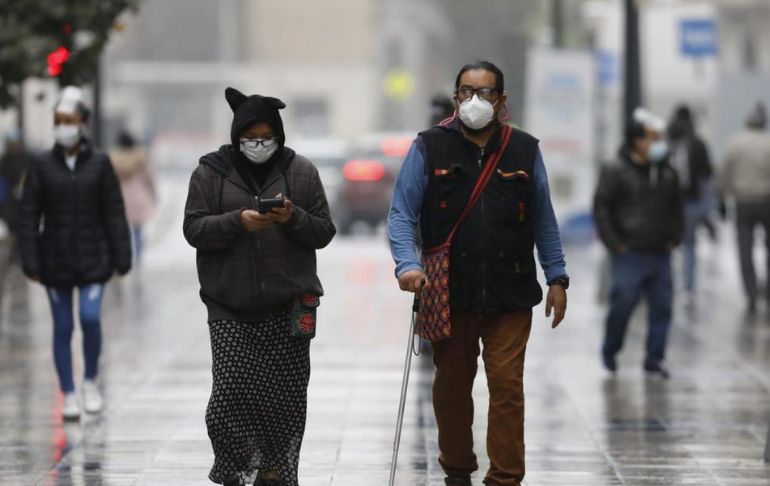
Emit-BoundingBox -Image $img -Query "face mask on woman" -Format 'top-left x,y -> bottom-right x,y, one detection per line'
458,94 -> 496,130
240,138 -> 278,164
54,124 -> 81,148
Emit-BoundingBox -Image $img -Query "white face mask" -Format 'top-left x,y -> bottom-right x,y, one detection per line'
240,138 -> 278,164
458,94 -> 496,130
648,140 -> 668,163
54,124 -> 81,148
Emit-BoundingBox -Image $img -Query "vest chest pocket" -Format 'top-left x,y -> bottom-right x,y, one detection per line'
496,169 -> 533,224
430,163 -> 467,210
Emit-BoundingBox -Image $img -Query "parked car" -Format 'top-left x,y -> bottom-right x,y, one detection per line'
290,138 -> 349,216
335,132 -> 413,234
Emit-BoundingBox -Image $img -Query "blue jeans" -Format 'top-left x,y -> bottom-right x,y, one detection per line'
47,284 -> 104,393
131,225 -> 144,266
602,250 -> 673,368
682,198 -> 710,292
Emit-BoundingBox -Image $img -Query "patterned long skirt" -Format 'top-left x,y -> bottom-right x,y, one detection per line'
206,311 -> 310,485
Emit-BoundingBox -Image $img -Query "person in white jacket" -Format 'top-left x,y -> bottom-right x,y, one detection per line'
720,103 -> 770,314
110,132 -> 157,266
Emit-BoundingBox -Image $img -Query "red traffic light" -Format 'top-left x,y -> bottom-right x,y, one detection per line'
47,46 -> 70,77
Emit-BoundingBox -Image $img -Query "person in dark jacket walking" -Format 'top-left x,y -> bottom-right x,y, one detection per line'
0,130 -> 32,324
183,88 -> 335,486
19,86 -> 132,420
388,61 -> 568,486
667,105 -> 716,306
594,108 -> 684,378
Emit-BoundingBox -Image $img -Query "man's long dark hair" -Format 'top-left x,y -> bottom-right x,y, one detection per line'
454,60 -> 505,93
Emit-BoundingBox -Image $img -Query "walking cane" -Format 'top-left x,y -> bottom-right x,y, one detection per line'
389,297 -> 420,486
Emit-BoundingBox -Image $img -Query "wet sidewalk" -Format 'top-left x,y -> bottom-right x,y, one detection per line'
1,187 -> 769,485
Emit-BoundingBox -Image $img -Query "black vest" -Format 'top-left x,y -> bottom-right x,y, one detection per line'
419,122 -> 543,313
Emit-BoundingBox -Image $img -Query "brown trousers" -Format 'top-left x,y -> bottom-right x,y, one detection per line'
431,310 -> 533,486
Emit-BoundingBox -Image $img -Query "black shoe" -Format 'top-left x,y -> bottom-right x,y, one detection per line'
643,363 -> 670,379
602,352 -> 617,373
223,476 -> 245,486
445,476 -> 472,486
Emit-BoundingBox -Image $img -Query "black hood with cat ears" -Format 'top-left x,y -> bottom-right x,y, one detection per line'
226,87 -> 287,148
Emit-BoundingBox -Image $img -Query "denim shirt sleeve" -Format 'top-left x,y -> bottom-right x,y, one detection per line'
387,140 -> 428,278
532,149 -> 568,282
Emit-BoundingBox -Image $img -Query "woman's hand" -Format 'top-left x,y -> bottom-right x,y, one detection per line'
270,199 -> 295,224
241,209 -> 274,231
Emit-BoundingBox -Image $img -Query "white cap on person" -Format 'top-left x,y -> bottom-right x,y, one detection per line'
55,86 -> 86,115
632,107 -> 666,133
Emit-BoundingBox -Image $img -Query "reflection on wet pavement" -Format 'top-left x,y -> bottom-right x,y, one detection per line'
1,207 -> 770,484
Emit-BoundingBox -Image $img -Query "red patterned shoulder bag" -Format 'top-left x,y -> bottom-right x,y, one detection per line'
416,125 -> 513,341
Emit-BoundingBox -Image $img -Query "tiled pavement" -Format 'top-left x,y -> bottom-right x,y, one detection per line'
1,181 -> 769,485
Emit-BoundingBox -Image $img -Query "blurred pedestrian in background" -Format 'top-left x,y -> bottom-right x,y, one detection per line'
0,130 -> 31,325
183,87 -> 335,486
430,94 -> 456,126
18,86 -> 132,420
594,108 -> 683,378
667,104 -> 716,308
720,102 -> 770,316
389,61 -> 568,486
110,131 -> 157,267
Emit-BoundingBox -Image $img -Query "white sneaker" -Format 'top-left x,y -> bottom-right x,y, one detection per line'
62,392 -> 80,420
82,380 -> 104,414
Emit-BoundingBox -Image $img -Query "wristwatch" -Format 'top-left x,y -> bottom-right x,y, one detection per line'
547,275 -> 570,289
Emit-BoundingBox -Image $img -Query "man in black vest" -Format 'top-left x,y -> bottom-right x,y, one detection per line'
388,61 -> 569,486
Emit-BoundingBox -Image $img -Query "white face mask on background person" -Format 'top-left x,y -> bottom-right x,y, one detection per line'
458,94 -> 496,130
240,138 -> 278,164
54,124 -> 81,148
648,140 -> 668,163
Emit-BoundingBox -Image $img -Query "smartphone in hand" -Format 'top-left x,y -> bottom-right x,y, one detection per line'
256,194 -> 286,213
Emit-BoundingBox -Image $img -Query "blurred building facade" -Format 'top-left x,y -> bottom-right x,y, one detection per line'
583,0 -> 770,162
6,0 -> 766,176
713,1 -> 770,158
97,0 -> 552,169
102,0 -> 379,166
101,1 -> 548,149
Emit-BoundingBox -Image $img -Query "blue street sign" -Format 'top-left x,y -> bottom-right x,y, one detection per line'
596,50 -> 616,86
680,19 -> 718,58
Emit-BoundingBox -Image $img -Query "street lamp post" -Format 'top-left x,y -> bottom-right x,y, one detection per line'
552,0 -> 565,48
93,55 -> 103,147
624,0 -> 642,123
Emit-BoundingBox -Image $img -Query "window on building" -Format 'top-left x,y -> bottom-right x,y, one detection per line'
294,98 -> 330,137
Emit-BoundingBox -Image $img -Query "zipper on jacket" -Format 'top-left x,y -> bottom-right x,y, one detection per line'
479,145 -> 487,311
250,173 -> 286,297
250,185 -> 263,298
71,165 -> 79,277
254,232 -> 263,294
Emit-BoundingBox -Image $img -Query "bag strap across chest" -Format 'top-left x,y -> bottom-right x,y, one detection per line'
443,124 -> 513,246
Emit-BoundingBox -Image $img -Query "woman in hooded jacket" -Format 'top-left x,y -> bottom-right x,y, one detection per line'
183,87 -> 335,486
19,86 -> 132,420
